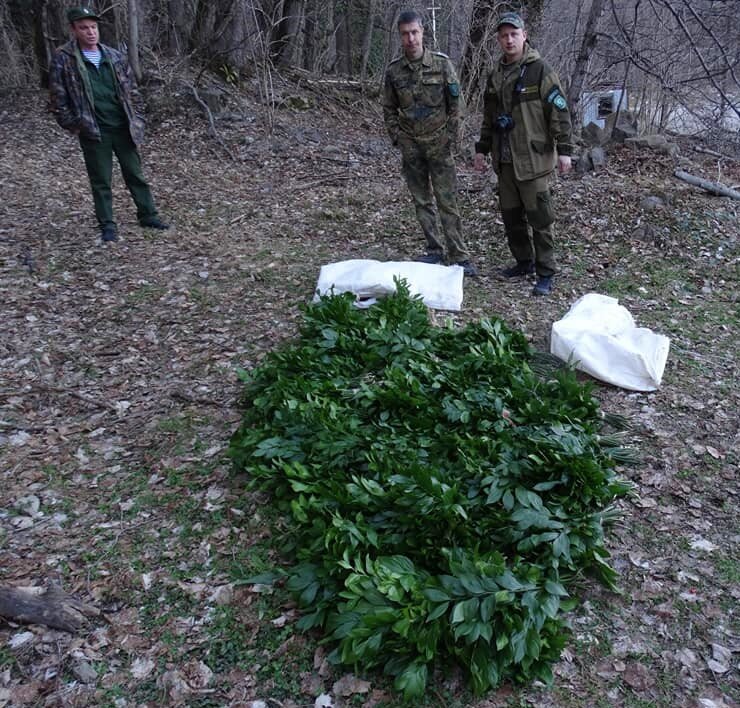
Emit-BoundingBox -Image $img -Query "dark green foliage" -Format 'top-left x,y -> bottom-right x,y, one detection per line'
229,285 -> 633,699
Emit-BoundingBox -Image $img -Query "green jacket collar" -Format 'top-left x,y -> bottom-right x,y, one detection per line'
402,47 -> 434,70
499,43 -> 541,70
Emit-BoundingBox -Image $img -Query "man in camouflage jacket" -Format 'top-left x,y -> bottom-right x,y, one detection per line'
49,6 -> 167,242
474,12 -> 573,295
383,10 -> 475,276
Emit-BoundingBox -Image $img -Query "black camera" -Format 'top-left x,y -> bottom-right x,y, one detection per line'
495,113 -> 515,131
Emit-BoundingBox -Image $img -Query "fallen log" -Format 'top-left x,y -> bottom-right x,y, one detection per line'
674,169 -> 740,199
0,584 -> 100,632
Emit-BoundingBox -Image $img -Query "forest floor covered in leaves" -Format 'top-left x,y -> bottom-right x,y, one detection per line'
1,74 -> 738,708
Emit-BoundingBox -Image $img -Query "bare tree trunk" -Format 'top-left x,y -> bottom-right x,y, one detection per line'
567,0 -> 608,133
37,0 -> 53,86
359,0 -> 378,81
383,3 -> 399,69
274,0 -> 304,66
323,1 -> 337,73
128,0 -> 142,81
167,0 -> 187,54
461,0 -> 493,91
444,1 -> 473,66
335,1 -> 352,75
303,0 -> 317,71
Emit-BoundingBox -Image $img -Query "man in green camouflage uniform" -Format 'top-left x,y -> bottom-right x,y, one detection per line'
49,6 -> 168,243
383,10 -> 476,276
474,12 -> 573,295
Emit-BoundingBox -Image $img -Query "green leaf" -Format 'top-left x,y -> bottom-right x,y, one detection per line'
423,588 -> 451,603
479,594 -> 496,623
451,601 -> 466,625
394,661 -> 428,699
426,602 -> 449,621
234,570 -> 285,586
511,628 -> 527,662
545,580 -> 568,597
553,532 -> 572,560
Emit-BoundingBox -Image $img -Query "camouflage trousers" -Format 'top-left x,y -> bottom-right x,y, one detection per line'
400,135 -> 468,262
498,162 -> 557,277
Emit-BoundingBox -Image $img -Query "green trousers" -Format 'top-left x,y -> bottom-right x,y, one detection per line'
498,163 -> 557,277
80,128 -> 158,230
400,136 -> 469,262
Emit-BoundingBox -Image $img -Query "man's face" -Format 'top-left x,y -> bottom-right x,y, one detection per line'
399,21 -> 424,60
71,19 -> 99,51
497,24 -> 527,62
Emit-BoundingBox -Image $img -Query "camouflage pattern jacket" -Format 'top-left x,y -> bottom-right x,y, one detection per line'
475,44 -> 573,181
49,40 -> 145,146
383,48 -> 462,147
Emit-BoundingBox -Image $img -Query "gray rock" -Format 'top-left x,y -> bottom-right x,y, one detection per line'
293,127 -> 323,144
72,660 -> 97,684
590,146 -> 607,170
574,154 -> 591,175
280,95 -> 313,110
633,223 -> 658,242
583,122 -> 608,146
606,110 -> 638,142
357,139 -> 388,157
640,195 -> 666,211
658,142 -> 680,157
645,134 -> 668,149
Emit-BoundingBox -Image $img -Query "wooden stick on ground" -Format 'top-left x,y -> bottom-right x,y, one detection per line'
0,584 -> 100,633
674,169 -> 740,199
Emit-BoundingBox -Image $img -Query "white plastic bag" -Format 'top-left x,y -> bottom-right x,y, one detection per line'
550,293 -> 670,391
314,259 -> 464,311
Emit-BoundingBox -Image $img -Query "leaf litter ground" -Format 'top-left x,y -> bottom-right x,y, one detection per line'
0,80 -> 738,708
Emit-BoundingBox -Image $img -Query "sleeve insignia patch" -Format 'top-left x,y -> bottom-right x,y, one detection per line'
546,86 -> 568,110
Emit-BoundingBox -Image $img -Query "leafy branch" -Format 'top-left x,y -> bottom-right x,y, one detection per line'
229,284 -> 635,699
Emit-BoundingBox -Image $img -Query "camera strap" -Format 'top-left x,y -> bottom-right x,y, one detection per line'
498,62 -> 527,112
511,65 -> 527,107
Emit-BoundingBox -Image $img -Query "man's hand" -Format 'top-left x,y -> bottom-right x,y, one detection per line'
473,152 -> 487,172
558,155 -> 572,175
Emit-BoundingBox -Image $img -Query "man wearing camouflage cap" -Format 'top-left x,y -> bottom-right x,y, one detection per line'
49,6 -> 168,243
474,12 -> 573,295
383,10 -> 476,276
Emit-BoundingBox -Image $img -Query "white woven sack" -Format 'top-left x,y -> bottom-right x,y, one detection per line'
550,293 -> 670,391
314,259 -> 464,311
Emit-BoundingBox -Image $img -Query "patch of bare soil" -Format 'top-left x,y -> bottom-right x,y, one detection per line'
1,76 -> 738,708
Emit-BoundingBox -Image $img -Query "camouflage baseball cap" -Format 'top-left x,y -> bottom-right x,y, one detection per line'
67,6 -> 101,23
496,12 -> 524,30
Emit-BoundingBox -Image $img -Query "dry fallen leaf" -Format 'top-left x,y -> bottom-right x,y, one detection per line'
130,657 -> 156,679
706,658 -> 729,675
8,632 -> 35,650
675,648 -> 698,668
690,537 -> 718,552
332,673 -> 371,697
622,661 -> 655,690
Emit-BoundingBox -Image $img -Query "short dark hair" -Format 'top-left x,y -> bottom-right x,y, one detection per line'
398,10 -> 423,28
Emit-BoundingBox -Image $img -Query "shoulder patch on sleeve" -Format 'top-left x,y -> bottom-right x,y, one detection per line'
448,82 -> 460,97
546,86 -> 568,111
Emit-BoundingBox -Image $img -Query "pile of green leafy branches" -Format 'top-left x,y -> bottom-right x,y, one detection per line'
229,285 -> 634,699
